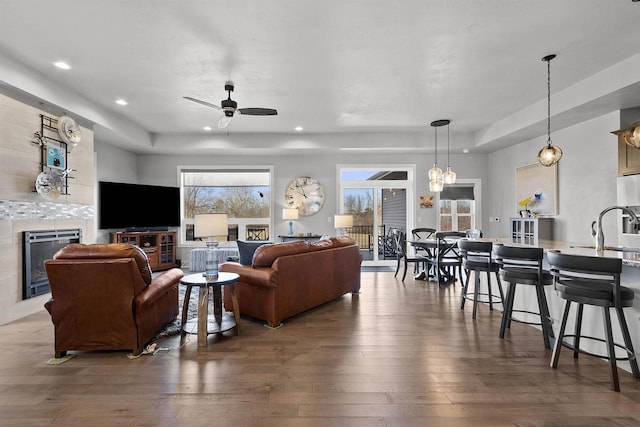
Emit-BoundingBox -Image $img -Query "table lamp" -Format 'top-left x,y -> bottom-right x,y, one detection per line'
194,213 -> 228,281
334,214 -> 353,236
282,208 -> 299,236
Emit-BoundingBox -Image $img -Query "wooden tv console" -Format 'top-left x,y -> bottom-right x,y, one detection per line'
111,231 -> 177,271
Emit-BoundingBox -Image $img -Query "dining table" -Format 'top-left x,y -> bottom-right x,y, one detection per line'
409,236 -> 462,284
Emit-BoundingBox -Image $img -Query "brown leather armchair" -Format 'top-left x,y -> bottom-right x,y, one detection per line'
44,243 -> 183,357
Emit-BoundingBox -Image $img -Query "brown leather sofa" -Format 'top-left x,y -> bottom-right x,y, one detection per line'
44,243 -> 183,357
220,236 -> 361,327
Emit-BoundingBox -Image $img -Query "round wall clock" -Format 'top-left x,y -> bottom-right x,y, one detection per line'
285,176 -> 326,216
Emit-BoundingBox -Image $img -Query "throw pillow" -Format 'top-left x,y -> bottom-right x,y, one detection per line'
237,240 -> 271,265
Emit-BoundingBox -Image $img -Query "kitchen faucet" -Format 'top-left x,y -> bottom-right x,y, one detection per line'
591,206 -> 640,252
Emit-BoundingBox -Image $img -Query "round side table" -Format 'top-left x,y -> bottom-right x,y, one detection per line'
179,272 -> 240,347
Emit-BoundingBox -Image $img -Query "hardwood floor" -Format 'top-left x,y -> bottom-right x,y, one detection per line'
1,270 -> 640,426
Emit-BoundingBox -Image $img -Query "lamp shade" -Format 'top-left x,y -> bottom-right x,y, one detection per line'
282,208 -> 299,220
194,213 -> 228,238
334,214 -> 353,228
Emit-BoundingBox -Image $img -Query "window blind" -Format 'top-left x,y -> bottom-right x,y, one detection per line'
440,185 -> 474,200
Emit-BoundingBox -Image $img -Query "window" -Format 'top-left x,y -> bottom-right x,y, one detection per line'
179,167 -> 273,245
438,184 -> 475,232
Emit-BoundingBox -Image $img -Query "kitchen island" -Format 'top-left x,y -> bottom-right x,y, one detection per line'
478,238 -> 640,374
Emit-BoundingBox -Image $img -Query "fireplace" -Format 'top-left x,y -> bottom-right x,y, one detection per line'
22,229 -> 81,300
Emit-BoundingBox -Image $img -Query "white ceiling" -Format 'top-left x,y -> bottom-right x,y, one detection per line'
1,0 -> 640,154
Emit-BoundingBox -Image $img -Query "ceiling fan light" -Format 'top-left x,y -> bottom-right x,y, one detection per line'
218,115 -> 232,129
537,144 -> 563,167
442,167 -> 456,184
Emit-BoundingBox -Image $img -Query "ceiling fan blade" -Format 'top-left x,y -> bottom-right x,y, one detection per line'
237,107 -> 278,116
183,96 -> 222,110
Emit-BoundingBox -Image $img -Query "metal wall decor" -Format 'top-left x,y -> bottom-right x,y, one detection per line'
31,114 -> 78,199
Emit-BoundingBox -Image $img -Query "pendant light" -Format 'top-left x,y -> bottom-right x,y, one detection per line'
537,54 -> 563,167
428,120 -> 445,192
442,120 -> 456,184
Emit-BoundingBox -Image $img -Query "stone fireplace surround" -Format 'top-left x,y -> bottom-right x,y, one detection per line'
1,90 -> 96,326
0,200 -> 94,325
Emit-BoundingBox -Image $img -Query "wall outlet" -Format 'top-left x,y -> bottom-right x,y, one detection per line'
490,217 -> 500,223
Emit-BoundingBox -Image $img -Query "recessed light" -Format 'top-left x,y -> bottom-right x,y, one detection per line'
203,126 -> 212,131
54,61 -> 71,70
115,99 -> 128,106
295,126 -> 303,132
463,148 -> 470,154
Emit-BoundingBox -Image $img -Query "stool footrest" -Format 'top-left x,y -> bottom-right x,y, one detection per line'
462,292 -> 503,304
508,309 -> 554,327
560,334 -> 636,362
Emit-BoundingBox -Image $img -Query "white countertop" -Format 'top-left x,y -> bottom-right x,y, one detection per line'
479,238 -> 640,268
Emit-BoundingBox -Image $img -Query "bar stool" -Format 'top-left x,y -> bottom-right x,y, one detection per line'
458,239 -> 504,319
547,251 -> 640,391
493,244 -> 554,349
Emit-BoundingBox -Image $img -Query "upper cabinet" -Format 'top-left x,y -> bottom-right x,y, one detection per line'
614,121 -> 640,176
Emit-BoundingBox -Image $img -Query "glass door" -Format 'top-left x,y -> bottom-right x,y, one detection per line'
339,167 -> 414,266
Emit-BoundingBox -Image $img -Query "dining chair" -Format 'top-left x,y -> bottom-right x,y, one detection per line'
465,229 -> 483,238
411,227 -> 436,240
411,227 -> 437,260
379,227 -> 397,259
392,228 -> 426,281
424,231 -> 466,285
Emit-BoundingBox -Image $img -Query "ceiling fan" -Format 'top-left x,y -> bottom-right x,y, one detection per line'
183,81 -> 277,129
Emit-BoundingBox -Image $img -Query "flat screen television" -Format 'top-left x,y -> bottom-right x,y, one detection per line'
98,181 -> 180,230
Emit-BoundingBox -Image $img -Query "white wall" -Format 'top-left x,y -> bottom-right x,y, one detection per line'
486,111 -> 620,245
95,142 -> 138,183
137,150 -> 487,226
95,109 -> 629,254
96,106 -> 629,252
122,141 -> 488,262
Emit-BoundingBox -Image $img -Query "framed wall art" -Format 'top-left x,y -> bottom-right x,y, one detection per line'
46,143 -> 66,170
419,194 -> 434,208
515,163 -> 557,216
